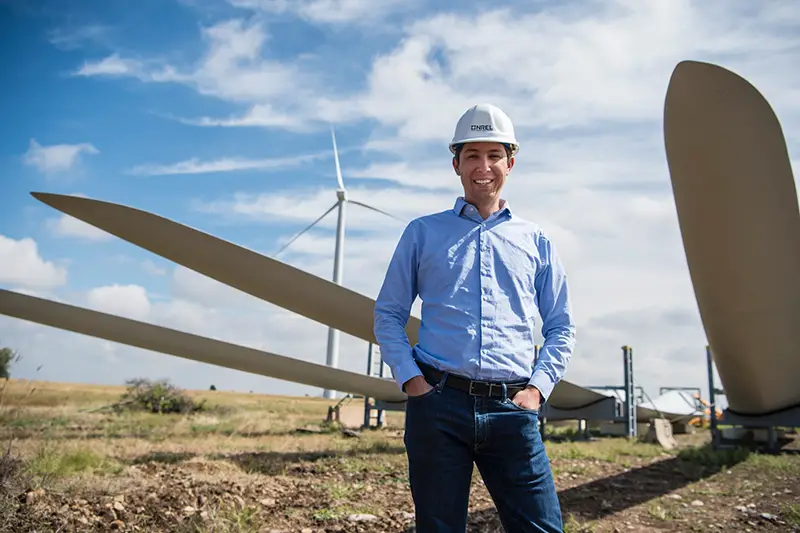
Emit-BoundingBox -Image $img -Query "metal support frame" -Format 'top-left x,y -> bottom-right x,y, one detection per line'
623,345 -> 636,439
363,343 -> 388,428
706,345 -> 719,447
659,386 -> 701,396
706,345 -> 800,452
538,345 -> 638,441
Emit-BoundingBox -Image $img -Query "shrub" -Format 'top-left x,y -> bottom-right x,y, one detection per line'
115,378 -> 207,415
0,347 -> 17,380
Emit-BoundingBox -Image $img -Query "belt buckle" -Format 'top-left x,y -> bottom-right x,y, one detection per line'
469,380 -> 496,397
468,380 -> 482,396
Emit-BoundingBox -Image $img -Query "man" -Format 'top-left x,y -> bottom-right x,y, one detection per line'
373,103 -> 576,533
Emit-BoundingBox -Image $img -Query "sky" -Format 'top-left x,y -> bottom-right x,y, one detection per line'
1,0 -> 799,405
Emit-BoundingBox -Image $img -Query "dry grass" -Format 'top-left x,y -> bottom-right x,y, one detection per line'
0,378 -> 798,532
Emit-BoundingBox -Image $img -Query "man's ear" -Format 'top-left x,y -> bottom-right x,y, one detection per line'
452,157 -> 460,176
508,156 -> 515,171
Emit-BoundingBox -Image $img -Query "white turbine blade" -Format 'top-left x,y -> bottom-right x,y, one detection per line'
664,60 -> 800,416
0,289 -> 406,402
349,200 -> 406,223
331,125 -> 345,190
30,192 -> 421,346
274,201 -> 339,257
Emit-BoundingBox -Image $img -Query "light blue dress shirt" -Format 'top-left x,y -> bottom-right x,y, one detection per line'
373,197 -> 576,402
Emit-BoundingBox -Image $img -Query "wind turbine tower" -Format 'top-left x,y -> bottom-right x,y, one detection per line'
274,125 -> 403,399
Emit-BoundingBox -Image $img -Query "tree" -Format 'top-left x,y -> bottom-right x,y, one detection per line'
0,347 -> 15,379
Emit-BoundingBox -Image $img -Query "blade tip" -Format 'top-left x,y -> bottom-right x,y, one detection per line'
30,191 -> 56,204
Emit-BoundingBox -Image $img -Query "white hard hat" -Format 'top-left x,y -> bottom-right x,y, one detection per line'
449,103 -> 519,156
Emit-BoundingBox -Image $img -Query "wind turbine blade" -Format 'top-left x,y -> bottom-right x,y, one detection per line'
663,60 -> 800,415
30,192 -> 421,346
331,125 -> 345,190
0,289 -> 407,402
274,201 -> 339,257
349,200 -> 406,223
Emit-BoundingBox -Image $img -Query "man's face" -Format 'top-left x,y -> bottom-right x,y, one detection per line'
453,142 -> 514,205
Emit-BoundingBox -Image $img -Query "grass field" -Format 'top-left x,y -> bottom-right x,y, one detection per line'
1,378 -> 798,532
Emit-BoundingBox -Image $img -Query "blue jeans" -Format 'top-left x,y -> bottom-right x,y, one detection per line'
403,372 -> 562,533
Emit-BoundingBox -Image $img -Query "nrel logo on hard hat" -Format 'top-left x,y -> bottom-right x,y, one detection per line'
470,125 -> 493,131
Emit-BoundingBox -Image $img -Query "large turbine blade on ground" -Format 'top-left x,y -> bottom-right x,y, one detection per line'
664,60 -> 800,415
0,289 -> 407,403
30,193 -> 421,347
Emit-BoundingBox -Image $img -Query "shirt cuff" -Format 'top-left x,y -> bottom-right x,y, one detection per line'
528,370 -> 556,402
391,358 -> 423,392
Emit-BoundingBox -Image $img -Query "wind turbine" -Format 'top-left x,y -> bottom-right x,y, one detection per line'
274,125 -> 404,400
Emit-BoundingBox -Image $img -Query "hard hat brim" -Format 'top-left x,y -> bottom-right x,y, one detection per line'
449,138 -> 520,155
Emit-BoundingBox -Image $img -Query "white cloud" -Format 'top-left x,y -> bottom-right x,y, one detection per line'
22,139 -> 99,175
141,260 -> 167,277
0,235 -> 67,290
48,24 -> 113,51
127,150 -> 330,176
86,284 -> 151,321
46,215 -> 112,241
228,0 -> 413,25
75,53 -> 138,76
67,2 -> 800,139
75,19 -> 316,112
174,103 -> 311,131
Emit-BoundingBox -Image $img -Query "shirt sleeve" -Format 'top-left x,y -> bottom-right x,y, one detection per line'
373,221 -> 423,391
528,234 -> 576,402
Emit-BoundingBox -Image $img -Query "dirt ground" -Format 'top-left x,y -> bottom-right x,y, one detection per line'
1,379 -> 798,533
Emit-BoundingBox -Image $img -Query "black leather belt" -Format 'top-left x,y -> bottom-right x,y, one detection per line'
417,361 -> 528,398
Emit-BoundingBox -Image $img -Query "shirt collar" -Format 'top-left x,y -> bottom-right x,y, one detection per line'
453,197 -> 512,218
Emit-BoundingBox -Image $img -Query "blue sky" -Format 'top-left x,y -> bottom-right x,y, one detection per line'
1,0 -> 799,403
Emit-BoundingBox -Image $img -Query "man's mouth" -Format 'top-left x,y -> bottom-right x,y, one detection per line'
473,179 -> 493,185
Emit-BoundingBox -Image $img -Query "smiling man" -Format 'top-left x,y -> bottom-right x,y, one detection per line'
374,103 -> 576,532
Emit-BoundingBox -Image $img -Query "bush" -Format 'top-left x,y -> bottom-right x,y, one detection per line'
0,347 -> 17,380
115,378 -> 207,415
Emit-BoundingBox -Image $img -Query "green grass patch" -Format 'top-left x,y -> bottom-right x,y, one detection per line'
562,513 -> 596,532
26,442 -> 123,477
784,503 -> 800,527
